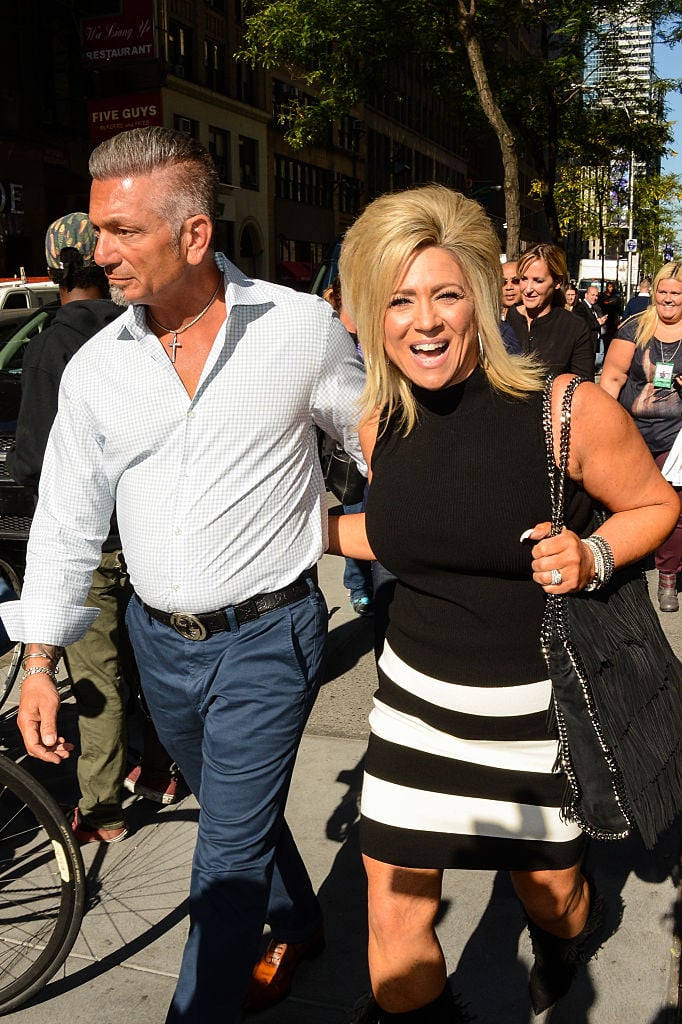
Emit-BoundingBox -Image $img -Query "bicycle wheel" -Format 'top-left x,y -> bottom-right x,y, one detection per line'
0,555 -> 24,712
0,753 -> 85,1014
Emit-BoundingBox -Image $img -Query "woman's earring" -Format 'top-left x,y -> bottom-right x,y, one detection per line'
477,332 -> 485,363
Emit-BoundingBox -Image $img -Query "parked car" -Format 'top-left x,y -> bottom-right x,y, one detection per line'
0,277 -> 59,311
0,304 -> 58,620
0,305 -> 59,427
309,240 -> 341,297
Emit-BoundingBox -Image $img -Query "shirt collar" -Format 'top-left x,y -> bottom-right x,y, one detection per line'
115,252 -> 273,342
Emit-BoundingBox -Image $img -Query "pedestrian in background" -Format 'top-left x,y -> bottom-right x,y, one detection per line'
501,258 -> 522,319
623,277 -> 652,318
506,244 -> 595,378
7,212 -> 177,844
572,283 -> 607,367
600,261 -> 682,612
0,127 -> 366,1024
564,282 -> 579,311
599,280 -> 622,354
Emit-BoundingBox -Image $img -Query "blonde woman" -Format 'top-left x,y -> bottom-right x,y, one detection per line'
601,261 -> 682,611
329,186 -> 677,1022
506,244 -> 595,378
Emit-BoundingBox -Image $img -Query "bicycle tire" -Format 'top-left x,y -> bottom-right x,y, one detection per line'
0,557 -> 24,712
0,643 -> 22,714
0,753 -> 85,1014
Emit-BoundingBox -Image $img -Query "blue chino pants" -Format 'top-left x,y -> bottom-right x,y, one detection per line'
126,580 -> 327,1023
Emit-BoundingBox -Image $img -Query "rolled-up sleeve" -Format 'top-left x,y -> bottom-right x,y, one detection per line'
311,315 -> 368,476
0,372 -> 114,645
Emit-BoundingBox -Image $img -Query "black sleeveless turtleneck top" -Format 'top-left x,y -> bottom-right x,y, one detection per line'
365,367 -> 592,685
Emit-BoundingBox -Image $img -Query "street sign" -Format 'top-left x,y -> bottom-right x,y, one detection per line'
626,238 -> 638,252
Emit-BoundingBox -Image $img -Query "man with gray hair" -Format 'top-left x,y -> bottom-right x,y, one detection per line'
0,127 -> 366,1023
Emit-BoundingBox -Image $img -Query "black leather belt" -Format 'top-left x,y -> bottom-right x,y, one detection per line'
136,575 -> 312,641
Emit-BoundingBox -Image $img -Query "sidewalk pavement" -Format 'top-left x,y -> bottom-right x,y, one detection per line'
0,552 -> 679,1023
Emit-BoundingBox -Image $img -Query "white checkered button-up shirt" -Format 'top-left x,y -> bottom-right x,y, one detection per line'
1,254 -> 367,645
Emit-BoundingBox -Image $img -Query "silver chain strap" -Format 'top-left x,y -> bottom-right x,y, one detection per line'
540,374 -> 632,841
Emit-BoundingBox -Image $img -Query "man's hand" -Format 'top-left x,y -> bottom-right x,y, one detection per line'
17,675 -> 73,764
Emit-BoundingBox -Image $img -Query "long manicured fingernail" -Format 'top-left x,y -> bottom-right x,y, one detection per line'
519,529 -> 534,542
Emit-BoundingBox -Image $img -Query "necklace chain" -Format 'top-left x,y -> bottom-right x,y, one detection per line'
658,337 -> 682,364
147,278 -> 223,364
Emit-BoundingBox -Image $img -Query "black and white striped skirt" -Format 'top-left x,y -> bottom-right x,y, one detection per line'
360,641 -> 584,871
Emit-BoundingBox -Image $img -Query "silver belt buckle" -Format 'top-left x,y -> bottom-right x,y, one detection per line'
169,613 -> 208,641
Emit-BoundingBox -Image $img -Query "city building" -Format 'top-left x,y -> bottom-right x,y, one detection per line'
570,4 -> 658,287
0,0 -> 546,283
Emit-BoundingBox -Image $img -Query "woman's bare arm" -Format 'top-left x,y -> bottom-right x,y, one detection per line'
326,411 -> 380,560
599,337 -> 636,399
528,377 -> 678,592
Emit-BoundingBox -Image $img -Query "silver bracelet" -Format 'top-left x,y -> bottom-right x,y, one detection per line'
20,666 -> 58,684
582,534 -> 615,591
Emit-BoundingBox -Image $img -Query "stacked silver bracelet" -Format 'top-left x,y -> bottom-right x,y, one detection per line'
20,665 -> 58,684
582,534 -> 615,591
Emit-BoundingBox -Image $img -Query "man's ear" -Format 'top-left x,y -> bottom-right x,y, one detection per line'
181,214 -> 213,265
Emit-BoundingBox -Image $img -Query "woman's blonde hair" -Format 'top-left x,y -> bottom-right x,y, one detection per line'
338,184 -> 544,434
634,261 -> 682,347
517,243 -> 567,309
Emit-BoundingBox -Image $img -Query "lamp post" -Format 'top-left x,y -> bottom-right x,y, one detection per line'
626,145 -> 635,302
611,99 -> 636,302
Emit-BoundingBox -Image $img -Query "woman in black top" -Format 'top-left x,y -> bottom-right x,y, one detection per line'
329,188 -> 676,1022
507,244 -> 594,379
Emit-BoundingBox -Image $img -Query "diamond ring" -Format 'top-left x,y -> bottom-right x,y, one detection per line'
551,568 -> 563,586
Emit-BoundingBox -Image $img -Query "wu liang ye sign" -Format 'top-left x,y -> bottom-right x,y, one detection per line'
81,0 -> 156,65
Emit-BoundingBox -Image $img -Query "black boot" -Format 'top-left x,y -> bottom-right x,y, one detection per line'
349,985 -> 472,1022
527,879 -> 605,1015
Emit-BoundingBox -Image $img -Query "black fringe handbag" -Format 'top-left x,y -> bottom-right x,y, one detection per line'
541,375 -> 682,849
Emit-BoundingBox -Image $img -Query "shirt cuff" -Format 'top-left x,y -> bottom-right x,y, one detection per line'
0,601 -> 99,646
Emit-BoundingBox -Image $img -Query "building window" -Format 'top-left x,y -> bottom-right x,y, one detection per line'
413,151 -> 434,185
204,39 -> 226,93
337,174 -> 361,215
275,156 -> 333,208
173,114 -> 199,139
209,126 -> 231,184
338,116 -> 361,153
168,22 -> 193,78
238,64 -> 256,106
239,136 -> 259,190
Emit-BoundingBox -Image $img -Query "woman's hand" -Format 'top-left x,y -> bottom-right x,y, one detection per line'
522,524 -> 594,593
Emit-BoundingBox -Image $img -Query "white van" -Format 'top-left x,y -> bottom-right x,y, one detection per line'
0,274 -> 59,311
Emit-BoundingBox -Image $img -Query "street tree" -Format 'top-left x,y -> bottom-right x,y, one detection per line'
238,0 -> 682,254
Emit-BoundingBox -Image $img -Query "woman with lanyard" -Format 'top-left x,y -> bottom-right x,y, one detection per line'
600,261 -> 682,611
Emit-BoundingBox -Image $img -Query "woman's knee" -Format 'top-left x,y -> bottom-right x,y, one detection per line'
364,857 -> 442,941
511,865 -> 585,923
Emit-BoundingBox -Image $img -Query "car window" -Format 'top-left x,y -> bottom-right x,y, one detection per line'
0,309 -> 55,373
2,292 -> 30,310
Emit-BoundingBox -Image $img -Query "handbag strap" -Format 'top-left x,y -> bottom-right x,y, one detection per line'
541,374 -> 584,536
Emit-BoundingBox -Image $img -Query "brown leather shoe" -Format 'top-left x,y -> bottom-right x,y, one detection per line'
243,927 -> 325,1012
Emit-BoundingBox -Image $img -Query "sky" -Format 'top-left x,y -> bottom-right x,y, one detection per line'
655,39 -> 682,179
